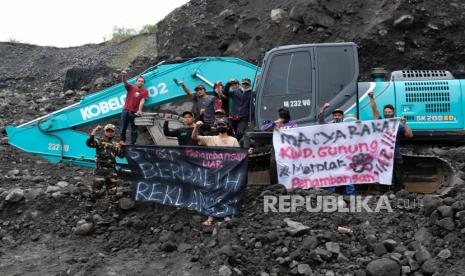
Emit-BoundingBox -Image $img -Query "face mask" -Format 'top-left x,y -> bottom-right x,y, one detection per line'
217,126 -> 228,133
384,114 -> 394,118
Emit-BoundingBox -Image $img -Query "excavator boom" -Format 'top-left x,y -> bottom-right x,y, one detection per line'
6,57 -> 259,167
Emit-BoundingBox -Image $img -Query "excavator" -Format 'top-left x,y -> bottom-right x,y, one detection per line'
6,42 -> 461,193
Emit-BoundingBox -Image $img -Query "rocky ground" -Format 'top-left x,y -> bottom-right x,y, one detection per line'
2,0 -> 465,275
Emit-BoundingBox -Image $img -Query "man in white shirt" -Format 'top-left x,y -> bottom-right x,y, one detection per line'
191,118 -> 239,225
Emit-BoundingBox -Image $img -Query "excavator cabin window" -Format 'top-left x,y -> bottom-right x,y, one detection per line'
261,51 -> 312,121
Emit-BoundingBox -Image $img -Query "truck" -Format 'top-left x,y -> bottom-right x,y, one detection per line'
6,42 -> 459,193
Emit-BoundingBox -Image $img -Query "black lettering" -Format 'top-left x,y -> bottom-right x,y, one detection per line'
360,124 -> 371,136
348,125 -> 360,138
333,130 -> 347,143
320,131 -> 334,144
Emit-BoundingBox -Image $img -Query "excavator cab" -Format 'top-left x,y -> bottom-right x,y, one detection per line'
246,43 -> 360,184
254,42 -> 359,127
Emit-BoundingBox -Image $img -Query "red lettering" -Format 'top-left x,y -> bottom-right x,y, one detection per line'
303,148 -> 313,158
318,146 -> 328,157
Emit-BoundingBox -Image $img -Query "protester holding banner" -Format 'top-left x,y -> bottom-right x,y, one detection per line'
192,118 -> 240,148
368,91 -> 413,190
318,102 -> 344,124
261,107 -> 298,184
163,111 -> 198,146
318,102 -> 355,195
192,118 -> 240,225
211,109 -> 236,136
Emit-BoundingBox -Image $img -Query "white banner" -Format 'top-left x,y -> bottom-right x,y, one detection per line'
273,119 -> 400,189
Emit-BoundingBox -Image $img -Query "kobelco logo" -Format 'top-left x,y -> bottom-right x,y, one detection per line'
80,95 -> 126,120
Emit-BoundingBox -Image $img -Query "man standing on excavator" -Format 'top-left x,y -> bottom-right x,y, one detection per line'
86,124 -> 125,213
120,71 -> 148,145
178,81 -> 216,132
219,78 -> 253,141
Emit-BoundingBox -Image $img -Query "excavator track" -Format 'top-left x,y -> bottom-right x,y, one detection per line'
402,154 -> 455,195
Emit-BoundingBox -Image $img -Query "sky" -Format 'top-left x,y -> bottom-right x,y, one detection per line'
0,0 -> 189,47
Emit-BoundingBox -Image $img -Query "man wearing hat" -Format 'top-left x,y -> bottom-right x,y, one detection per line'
219,78 -> 254,140
318,102 -> 344,124
86,124 -> 125,212
163,111 -> 198,146
318,102 -> 355,195
192,118 -> 239,226
177,81 -> 216,130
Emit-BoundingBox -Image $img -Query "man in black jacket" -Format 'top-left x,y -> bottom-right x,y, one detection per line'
163,111 -> 198,146
220,78 -> 253,140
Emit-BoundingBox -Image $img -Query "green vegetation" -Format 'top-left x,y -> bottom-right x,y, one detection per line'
139,24 -> 158,34
109,26 -> 137,42
8,37 -> 21,43
105,24 -> 158,43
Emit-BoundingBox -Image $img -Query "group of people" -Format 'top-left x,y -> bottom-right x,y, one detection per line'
313,91 -> 413,195
86,70 -> 413,224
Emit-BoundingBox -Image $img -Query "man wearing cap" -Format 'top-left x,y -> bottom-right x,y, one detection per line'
318,102 -> 344,124
120,71 -> 149,145
219,78 -> 253,140
163,111 -> 198,146
211,109 -> 235,136
86,124 -> 125,212
178,81 -> 216,130
318,102 -> 355,195
192,118 -> 239,226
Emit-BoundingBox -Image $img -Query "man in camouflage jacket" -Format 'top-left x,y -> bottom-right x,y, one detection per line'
86,124 -> 125,210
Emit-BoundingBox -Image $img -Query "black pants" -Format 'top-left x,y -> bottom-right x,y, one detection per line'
269,147 -> 278,184
393,158 -> 404,188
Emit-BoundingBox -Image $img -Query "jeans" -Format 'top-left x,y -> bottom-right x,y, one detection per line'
120,109 -> 137,145
325,184 -> 355,195
230,117 -> 248,141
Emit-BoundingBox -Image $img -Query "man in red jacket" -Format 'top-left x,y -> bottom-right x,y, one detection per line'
120,71 -> 149,145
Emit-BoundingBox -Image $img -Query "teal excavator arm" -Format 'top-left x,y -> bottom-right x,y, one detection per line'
6,57 -> 259,167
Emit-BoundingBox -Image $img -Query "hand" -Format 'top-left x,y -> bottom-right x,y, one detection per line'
121,71 -> 127,77
323,102 -> 330,110
368,91 -> 374,98
135,111 -> 142,116
195,121 -> 204,127
200,108 -> 205,115
91,125 -> 102,135
400,117 -> 407,125
178,80 -> 184,86
248,148 -> 254,155
164,114 -> 172,121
